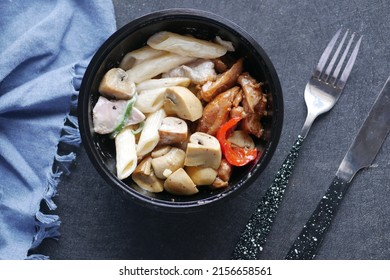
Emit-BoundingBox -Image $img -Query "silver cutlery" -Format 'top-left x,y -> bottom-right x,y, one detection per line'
286,76 -> 390,260
232,29 -> 362,259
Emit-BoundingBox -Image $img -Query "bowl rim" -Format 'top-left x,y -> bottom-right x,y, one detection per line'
78,8 -> 284,211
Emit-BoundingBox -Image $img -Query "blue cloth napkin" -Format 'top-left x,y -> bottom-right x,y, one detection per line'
0,0 -> 116,259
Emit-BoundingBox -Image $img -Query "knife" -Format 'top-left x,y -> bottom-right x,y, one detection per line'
285,76 -> 390,260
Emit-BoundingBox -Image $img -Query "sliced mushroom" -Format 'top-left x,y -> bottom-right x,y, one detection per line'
163,86 -> 203,121
227,130 -> 255,149
163,169 -> 173,178
185,166 -> 218,186
164,168 -> 198,195
99,68 -> 136,100
158,117 -> 188,145
184,132 -> 221,169
151,145 -> 171,158
151,147 -> 186,179
132,156 -> 164,193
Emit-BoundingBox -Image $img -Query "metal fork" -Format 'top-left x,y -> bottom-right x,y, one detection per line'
232,29 -> 362,260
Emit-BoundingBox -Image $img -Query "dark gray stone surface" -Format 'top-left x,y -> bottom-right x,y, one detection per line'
37,0 -> 390,259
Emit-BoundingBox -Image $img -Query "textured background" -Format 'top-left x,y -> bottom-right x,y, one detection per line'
37,0 -> 390,259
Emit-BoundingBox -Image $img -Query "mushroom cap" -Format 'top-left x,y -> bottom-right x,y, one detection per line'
158,116 -> 188,145
98,68 -> 136,100
151,147 -> 186,179
164,168 -> 198,195
184,132 -> 222,169
164,86 -> 203,122
132,156 -> 164,193
186,166 -> 218,186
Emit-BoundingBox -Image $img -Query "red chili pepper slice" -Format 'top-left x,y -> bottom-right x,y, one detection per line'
216,117 -> 258,166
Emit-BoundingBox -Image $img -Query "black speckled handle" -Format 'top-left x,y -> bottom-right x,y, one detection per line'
232,136 -> 304,260
285,176 -> 350,260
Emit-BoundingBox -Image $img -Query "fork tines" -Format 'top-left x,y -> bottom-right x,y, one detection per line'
314,29 -> 362,89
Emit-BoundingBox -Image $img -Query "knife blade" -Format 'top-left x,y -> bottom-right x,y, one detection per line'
285,76 -> 390,260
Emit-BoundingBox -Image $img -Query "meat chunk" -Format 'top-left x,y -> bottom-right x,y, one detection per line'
92,96 -> 145,134
197,86 -> 241,136
230,106 -> 247,119
237,72 -> 267,138
238,72 -> 262,113
233,89 -> 243,107
211,58 -> 228,73
241,113 -> 264,138
162,59 -> 217,85
212,159 -> 232,188
199,58 -> 244,102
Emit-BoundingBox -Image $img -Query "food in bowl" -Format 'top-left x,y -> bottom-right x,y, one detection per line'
91,30 -> 269,196
79,9 -> 284,210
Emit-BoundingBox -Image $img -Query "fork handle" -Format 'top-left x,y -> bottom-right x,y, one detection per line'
285,176 -> 350,260
232,136 -> 304,260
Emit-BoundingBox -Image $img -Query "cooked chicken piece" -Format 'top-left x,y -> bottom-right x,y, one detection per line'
197,86 -> 241,136
241,113 -> 264,138
162,59 -> 217,85
92,96 -> 145,134
212,177 -> 228,188
214,36 -> 235,52
233,89 -> 243,107
212,58 -> 228,73
255,93 -> 268,115
230,106 -> 247,119
212,159 -> 232,188
239,72 -> 267,116
199,58 -> 244,102
217,158 -> 232,182
238,72 -> 267,138
238,72 -> 263,113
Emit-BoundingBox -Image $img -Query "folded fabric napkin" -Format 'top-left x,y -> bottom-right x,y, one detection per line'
0,0 -> 116,259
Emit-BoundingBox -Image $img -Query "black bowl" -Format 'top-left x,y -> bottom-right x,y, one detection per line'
78,9 -> 283,212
